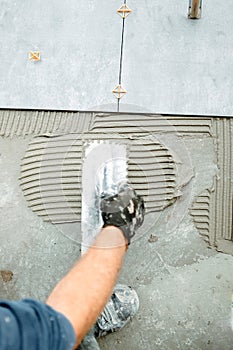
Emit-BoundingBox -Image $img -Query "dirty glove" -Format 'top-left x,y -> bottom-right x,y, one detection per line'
100,183 -> 145,244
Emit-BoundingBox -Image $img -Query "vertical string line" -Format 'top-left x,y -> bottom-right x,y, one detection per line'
119,16 -> 125,86
117,0 -> 127,112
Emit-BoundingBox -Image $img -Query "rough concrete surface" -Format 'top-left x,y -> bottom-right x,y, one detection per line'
99,214 -> 233,350
0,111 -> 233,349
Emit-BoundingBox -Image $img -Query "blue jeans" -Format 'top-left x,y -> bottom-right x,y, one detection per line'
0,299 -> 76,350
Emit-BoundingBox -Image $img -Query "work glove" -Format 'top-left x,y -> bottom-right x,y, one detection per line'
100,183 -> 145,244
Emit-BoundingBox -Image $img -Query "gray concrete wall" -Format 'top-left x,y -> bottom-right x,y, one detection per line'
0,0 -> 233,115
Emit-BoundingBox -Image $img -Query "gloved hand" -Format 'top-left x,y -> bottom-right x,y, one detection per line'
100,183 -> 145,244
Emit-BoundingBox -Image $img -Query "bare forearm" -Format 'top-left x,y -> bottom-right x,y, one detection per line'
46,226 -> 127,346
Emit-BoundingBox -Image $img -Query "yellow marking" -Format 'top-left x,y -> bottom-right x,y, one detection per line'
29,51 -> 41,61
117,4 -> 132,19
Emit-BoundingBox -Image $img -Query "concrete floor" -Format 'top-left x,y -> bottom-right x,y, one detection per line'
0,114 -> 233,349
1,3 -> 233,350
99,213 -> 233,350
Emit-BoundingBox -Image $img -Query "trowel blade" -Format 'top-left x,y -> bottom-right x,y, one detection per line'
81,141 -> 127,254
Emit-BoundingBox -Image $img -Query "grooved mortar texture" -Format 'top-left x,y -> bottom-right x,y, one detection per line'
20,132 -> 178,223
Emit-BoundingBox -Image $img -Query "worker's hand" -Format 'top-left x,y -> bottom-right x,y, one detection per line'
100,183 -> 145,244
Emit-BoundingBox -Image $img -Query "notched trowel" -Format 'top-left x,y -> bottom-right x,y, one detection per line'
81,141 -> 127,254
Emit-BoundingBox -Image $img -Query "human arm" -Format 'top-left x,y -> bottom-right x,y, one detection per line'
47,183 -> 145,347
46,226 -> 127,348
